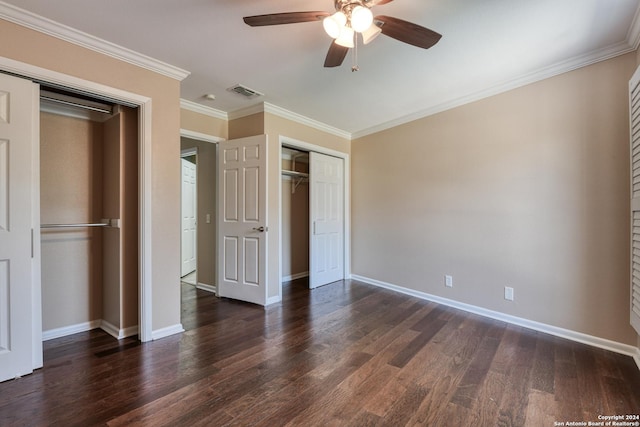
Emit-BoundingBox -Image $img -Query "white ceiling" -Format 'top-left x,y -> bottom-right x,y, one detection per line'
3,0 -> 640,137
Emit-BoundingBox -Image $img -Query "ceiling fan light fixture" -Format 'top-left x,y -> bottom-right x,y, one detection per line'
350,6 -> 373,32
335,26 -> 355,48
323,11 -> 347,38
361,23 -> 382,44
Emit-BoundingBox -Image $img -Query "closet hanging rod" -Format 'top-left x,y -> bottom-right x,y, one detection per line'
40,95 -> 113,114
41,222 -> 109,229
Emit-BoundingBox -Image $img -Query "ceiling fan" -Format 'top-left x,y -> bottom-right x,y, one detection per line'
243,0 -> 442,69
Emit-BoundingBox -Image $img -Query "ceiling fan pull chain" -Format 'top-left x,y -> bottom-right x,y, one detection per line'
352,32 -> 359,72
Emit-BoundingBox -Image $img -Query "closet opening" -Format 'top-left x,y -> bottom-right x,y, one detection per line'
40,86 -> 140,341
281,147 -> 310,286
281,142 -> 345,293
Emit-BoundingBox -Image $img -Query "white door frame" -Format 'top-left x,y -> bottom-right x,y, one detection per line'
278,136 -> 350,299
179,129 -> 224,294
0,57 -> 154,343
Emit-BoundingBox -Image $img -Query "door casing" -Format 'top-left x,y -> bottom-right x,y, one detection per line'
0,56 -> 154,344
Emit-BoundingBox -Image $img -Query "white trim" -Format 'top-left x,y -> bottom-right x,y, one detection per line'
227,103 -> 263,120
0,1 -> 190,81
100,320 -> 139,340
352,42 -> 637,139
634,347 -> 640,371
138,103 -> 153,343
0,56 -> 154,344
43,319 -> 139,341
181,147 -> 198,158
42,320 -> 101,341
282,271 -> 310,282
351,274 -> 640,362
627,3 -> 640,51
228,102 -> 352,140
180,128 -> 225,144
151,324 -> 185,340
100,320 -> 122,339
196,283 -> 217,294
31,81 -> 43,369
266,295 -> 282,305
180,99 -> 227,120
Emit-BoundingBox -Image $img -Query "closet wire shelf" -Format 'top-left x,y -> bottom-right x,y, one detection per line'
282,169 -> 308,194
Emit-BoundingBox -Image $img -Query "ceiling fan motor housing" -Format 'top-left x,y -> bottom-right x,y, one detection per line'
335,0 -> 370,15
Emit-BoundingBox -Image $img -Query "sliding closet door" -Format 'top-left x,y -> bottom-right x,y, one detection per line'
0,73 -> 39,382
309,152 -> 344,289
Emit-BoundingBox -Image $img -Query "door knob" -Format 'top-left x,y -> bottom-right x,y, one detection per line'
252,226 -> 267,232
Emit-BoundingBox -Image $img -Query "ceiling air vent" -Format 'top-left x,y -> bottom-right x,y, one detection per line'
227,84 -> 264,99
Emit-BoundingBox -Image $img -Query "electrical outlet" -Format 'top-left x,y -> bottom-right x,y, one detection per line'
445,275 -> 453,288
504,286 -> 514,301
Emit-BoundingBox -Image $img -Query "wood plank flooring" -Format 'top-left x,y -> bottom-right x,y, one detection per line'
1,278 -> 639,426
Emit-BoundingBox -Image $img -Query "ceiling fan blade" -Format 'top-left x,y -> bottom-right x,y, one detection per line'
243,11 -> 330,27
374,15 -> 442,49
324,42 -> 349,67
365,0 -> 394,6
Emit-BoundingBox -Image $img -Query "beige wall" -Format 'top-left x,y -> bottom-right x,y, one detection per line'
352,52 -> 637,345
181,108 -> 227,139
229,112 -> 265,139
180,137 -> 217,287
40,112 -> 104,331
0,19 -> 182,332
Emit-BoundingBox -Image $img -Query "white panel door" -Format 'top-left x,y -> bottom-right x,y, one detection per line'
181,158 -> 197,277
217,135 -> 268,305
310,152 -> 344,289
0,73 -> 38,382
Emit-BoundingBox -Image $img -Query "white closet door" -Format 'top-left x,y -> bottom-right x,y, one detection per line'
309,152 -> 344,289
0,73 -> 39,382
181,158 -> 197,277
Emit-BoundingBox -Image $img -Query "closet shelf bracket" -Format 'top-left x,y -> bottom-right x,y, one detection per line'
282,169 -> 309,194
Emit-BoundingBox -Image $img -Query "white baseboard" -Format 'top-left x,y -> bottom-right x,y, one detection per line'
266,295 -> 282,305
43,319 -> 139,341
351,274 -> 640,362
42,320 -> 102,341
196,283 -> 217,294
151,323 -> 185,340
100,320 -> 139,340
282,271 -> 309,282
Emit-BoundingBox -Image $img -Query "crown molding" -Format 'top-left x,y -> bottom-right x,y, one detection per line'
0,1 -> 190,81
180,99 -> 228,120
353,39 -> 638,139
228,102 -> 352,140
264,102 -> 351,140
627,2 -> 640,50
226,103 -> 267,120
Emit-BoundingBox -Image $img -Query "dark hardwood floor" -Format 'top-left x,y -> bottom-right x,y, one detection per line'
1,278 -> 639,426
